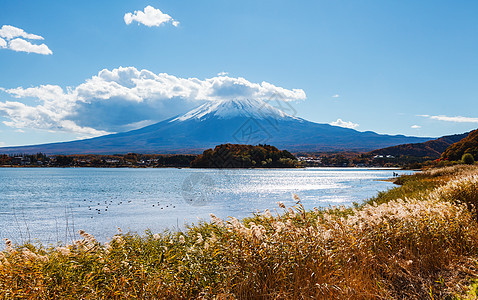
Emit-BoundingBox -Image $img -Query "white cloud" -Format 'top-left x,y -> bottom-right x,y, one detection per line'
124,6 -> 179,27
0,142 -> 5,146
411,125 -> 421,129
217,72 -> 229,76
330,118 -> 359,129
0,25 -> 52,55
0,100 -> 107,137
419,114 -> 478,123
332,94 -> 340,98
0,25 -> 44,40
0,67 -> 306,136
8,38 -> 52,55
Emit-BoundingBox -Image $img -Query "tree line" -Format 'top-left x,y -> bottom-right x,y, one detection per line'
190,144 -> 299,168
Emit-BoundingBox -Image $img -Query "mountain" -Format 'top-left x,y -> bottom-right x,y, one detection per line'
0,99 -> 432,154
441,129 -> 478,161
369,132 -> 469,158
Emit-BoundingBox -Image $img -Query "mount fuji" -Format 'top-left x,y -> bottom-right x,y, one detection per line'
0,99 -> 431,154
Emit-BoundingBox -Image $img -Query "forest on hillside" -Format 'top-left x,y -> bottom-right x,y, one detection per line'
442,129 -> 478,161
190,144 -> 299,168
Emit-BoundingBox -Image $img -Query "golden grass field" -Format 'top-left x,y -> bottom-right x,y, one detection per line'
2,164 -> 478,299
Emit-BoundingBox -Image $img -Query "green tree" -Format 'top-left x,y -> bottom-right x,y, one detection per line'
55,155 -> 74,166
462,153 -> 475,165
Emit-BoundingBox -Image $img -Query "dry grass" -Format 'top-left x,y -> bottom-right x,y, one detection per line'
2,165 -> 478,299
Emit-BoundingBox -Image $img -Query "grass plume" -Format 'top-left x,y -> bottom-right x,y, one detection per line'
2,165 -> 478,299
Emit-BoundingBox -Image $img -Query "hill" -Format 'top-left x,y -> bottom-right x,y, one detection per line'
190,144 -> 298,168
0,99 -> 431,155
369,132 -> 469,158
441,129 -> 478,161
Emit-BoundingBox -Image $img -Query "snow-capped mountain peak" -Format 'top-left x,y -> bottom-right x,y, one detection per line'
170,98 -> 300,122
0,95 -> 432,154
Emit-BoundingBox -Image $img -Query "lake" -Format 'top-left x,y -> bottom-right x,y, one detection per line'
0,167 -> 413,246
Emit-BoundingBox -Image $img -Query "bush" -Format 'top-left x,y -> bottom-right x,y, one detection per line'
462,153 -> 475,165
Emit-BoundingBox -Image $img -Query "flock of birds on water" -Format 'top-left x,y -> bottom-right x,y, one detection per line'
71,171 -> 404,219
9,171 -> 405,222
80,190 -> 178,219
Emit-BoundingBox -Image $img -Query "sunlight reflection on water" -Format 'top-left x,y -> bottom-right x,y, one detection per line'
0,167 -> 413,245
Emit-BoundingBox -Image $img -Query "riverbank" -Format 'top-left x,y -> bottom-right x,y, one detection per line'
1,164 -> 478,299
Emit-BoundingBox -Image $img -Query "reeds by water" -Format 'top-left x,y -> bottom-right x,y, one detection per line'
2,164 -> 478,299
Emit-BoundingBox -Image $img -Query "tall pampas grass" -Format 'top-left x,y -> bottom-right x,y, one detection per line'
1,165 -> 478,299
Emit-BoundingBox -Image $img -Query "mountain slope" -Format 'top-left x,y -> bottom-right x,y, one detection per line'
441,129 -> 478,161
369,132 -> 469,158
0,99 -> 432,154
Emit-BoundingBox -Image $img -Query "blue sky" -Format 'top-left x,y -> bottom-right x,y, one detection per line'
0,0 -> 477,147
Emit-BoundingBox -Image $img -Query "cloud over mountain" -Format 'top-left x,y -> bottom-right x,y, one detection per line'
330,118 -> 359,129
419,114 -> 478,124
0,67 -> 306,137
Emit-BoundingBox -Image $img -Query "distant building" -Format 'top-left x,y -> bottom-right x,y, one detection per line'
297,156 -> 322,163
105,159 -> 120,164
11,156 -> 31,165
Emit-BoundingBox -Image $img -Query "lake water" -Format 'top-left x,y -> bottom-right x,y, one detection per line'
0,167 -> 412,246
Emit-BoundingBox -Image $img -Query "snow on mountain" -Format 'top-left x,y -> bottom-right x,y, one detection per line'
0,98 -> 433,154
170,98 -> 301,122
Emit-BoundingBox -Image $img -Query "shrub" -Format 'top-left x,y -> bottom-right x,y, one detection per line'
462,153 -> 475,165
